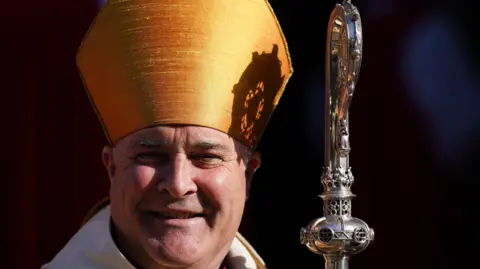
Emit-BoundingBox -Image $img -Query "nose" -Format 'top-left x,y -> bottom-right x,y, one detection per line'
156,154 -> 197,198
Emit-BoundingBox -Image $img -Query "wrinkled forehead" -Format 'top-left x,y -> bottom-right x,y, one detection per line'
116,124 -> 249,154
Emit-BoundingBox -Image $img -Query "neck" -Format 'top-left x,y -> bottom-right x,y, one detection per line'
110,219 -> 228,269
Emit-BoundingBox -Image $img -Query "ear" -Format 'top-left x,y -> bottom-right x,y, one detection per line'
101,146 -> 116,183
245,151 -> 261,200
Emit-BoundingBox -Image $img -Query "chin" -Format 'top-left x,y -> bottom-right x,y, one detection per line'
144,236 -> 205,266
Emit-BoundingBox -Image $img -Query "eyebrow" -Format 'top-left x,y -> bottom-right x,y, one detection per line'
191,141 -> 230,151
136,139 -> 166,148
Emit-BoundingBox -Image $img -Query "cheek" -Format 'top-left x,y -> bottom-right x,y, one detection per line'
112,165 -> 157,201
129,165 -> 157,190
197,168 -> 246,212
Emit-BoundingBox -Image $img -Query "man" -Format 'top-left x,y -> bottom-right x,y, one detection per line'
42,0 -> 292,268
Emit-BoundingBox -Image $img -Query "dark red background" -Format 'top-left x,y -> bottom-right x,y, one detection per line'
2,1 -> 478,268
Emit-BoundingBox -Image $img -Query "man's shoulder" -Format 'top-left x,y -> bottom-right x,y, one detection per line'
40,206 -> 134,269
40,206 -> 111,269
81,197 -> 111,227
230,233 -> 267,269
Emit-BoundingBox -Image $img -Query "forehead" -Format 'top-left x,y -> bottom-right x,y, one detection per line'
119,125 -> 238,150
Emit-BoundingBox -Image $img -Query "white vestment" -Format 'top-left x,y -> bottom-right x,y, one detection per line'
42,206 -> 266,269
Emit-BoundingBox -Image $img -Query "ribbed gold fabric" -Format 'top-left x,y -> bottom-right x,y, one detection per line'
77,0 -> 292,149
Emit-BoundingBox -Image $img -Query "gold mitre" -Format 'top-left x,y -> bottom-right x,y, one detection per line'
77,0 -> 293,149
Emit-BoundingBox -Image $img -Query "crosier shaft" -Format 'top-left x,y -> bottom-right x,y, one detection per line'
299,1 -> 374,268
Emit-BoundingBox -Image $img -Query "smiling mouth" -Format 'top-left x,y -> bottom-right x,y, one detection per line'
147,211 -> 205,220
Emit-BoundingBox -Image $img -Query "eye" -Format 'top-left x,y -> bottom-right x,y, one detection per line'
133,152 -> 169,165
190,153 -> 223,167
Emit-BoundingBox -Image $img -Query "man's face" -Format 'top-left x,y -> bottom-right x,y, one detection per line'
102,125 -> 260,268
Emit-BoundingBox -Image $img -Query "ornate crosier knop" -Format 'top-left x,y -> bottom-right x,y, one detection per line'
300,1 -> 374,268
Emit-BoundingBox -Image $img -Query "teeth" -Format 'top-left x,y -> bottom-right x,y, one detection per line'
159,212 -> 196,219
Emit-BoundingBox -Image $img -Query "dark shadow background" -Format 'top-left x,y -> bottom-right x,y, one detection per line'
2,0 -> 479,268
